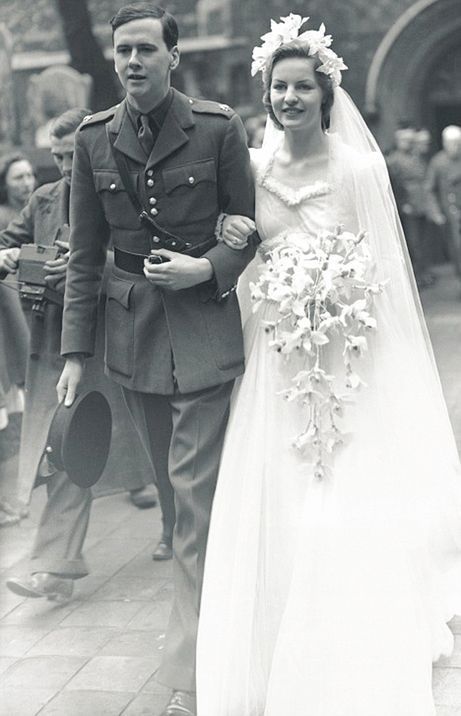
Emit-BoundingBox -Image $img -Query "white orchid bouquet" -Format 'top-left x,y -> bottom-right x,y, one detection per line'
251,227 -> 386,480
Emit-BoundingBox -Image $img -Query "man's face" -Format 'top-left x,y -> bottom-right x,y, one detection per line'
50,132 -> 76,186
395,129 -> 414,153
113,18 -> 179,111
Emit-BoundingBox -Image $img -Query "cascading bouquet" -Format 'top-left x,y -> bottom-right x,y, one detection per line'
250,227 -> 387,479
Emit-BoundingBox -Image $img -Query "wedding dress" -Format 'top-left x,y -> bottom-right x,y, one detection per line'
196,94 -> 461,716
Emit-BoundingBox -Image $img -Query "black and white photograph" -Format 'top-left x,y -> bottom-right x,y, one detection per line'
0,1 -> 461,714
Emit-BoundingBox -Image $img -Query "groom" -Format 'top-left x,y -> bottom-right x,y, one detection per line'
57,3 -> 256,715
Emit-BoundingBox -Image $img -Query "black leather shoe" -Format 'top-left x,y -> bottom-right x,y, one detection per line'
129,485 -> 157,509
152,538 -> 173,561
6,573 -> 74,602
160,690 -> 196,716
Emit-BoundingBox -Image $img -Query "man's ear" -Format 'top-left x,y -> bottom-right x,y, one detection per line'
170,46 -> 180,71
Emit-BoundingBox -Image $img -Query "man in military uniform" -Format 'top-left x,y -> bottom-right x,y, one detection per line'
426,125 -> 461,277
57,4 -> 256,715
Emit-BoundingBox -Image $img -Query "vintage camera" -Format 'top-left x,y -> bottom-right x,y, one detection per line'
18,243 -> 64,311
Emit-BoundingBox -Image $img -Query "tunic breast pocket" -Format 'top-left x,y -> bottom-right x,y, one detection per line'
105,276 -> 135,376
94,171 -> 140,230
162,159 -> 217,224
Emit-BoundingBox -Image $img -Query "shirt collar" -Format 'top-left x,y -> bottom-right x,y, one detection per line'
126,88 -> 173,131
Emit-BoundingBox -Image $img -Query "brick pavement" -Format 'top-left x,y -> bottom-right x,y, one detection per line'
0,263 -> 461,715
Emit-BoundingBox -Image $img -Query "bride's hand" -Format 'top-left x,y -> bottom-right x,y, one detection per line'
221,215 -> 256,250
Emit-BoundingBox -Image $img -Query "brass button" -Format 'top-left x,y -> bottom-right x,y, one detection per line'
152,236 -> 161,243
147,169 -> 154,177
109,182 -> 117,191
150,208 -> 158,216
149,197 -> 157,205
147,179 -> 154,187
188,176 -> 195,184
171,241 -> 177,247
189,98 -> 194,104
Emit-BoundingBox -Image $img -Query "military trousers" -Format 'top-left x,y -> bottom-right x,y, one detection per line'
30,470 -> 92,578
122,379 -> 234,691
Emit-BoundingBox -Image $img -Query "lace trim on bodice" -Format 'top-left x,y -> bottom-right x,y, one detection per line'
256,154 -> 333,207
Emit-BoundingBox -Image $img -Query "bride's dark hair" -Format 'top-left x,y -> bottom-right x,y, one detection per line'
262,40 -> 334,131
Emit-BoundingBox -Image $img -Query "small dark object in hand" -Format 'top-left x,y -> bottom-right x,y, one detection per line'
147,254 -> 170,265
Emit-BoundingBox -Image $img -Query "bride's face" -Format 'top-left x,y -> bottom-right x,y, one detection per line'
270,57 -> 323,132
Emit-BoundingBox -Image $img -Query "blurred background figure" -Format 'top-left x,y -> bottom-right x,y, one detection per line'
0,154 -> 36,225
0,152 -> 35,525
387,126 -> 434,288
412,127 -> 437,285
244,113 -> 266,148
426,125 -> 461,278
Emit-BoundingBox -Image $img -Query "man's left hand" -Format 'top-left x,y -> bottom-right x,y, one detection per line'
143,250 -> 213,291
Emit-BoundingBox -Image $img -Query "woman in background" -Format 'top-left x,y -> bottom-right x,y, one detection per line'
0,152 -> 35,525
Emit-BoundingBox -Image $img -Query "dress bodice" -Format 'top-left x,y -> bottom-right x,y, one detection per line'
251,145 -> 357,251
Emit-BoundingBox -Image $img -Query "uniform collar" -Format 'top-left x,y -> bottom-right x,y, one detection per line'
108,89 -> 196,168
125,88 -> 174,132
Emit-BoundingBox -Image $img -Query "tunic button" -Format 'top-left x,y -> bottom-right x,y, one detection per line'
152,236 -> 161,243
109,182 -> 117,191
147,169 -> 154,176
171,241 -> 177,247
150,208 -> 158,216
188,176 -> 195,184
149,197 -> 157,205
147,179 -> 154,187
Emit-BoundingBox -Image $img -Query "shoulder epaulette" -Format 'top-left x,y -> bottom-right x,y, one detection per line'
79,104 -> 119,129
188,97 -> 234,118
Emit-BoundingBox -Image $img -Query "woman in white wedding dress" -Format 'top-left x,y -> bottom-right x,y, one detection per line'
196,17 -> 461,716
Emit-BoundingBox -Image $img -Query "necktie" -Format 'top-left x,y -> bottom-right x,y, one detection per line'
138,114 -> 154,156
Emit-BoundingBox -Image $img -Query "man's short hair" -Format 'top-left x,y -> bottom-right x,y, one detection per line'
49,108 -> 92,139
110,3 -> 179,50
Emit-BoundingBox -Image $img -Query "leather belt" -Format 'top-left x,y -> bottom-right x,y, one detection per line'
114,236 -> 217,275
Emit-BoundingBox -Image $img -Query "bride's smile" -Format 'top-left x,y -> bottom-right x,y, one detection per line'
270,57 -> 323,131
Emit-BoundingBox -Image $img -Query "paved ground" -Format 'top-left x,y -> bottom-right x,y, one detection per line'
1,263 -> 461,715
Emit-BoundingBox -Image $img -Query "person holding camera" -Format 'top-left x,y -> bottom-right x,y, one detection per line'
0,107 -> 157,602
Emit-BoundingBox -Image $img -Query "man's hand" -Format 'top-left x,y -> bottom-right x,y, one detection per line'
44,239 -> 69,291
0,248 -> 20,274
143,250 -> 213,290
221,215 -> 256,250
56,354 -> 85,407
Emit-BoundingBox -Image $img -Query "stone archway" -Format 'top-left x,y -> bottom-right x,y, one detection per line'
365,0 -> 461,149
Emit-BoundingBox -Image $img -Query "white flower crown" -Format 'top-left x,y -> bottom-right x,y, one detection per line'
251,14 -> 348,87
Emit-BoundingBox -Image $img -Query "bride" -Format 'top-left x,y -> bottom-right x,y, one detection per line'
196,14 -> 461,716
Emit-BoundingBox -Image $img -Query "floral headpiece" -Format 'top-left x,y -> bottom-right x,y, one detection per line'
251,14 -> 347,87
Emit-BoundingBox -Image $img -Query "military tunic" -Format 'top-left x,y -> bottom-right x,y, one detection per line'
62,89 -> 256,394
